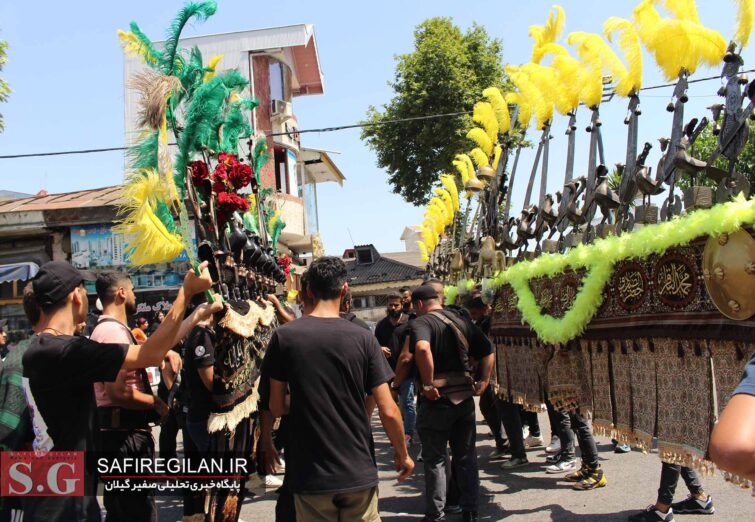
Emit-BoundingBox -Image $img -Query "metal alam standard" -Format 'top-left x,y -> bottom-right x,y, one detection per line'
418,0 -> 755,490
116,2 -> 286,520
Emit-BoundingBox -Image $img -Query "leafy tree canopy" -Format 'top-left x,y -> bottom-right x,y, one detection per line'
362,18 -> 509,206
0,37 -> 9,133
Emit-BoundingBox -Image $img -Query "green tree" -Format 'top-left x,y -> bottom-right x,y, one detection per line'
0,37 -> 9,132
362,18 -> 509,206
680,118 -> 755,190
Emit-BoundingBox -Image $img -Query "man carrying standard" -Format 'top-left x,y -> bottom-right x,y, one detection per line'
411,285 -> 493,522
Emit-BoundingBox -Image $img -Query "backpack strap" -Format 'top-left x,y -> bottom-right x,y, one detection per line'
427,310 -> 471,372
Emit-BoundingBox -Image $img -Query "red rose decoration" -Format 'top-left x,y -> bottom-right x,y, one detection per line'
277,254 -> 292,277
217,191 -> 249,212
190,161 -> 209,182
229,162 -> 253,190
218,152 -> 237,165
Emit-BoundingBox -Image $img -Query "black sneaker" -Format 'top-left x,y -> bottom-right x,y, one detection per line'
670,495 -> 714,514
627,506 -> 674,521
462,511 -> 479,522
444,504 -> 462,515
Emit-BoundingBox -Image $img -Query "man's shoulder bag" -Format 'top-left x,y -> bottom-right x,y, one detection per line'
427,310 -> 475,405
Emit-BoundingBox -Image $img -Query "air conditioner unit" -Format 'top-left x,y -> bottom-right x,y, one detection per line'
271,99 -> 292,117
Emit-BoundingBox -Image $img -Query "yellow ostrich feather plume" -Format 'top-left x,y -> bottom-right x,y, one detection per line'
114,169 -> 184,266
604,17 -> 643,96
203,54 -> 224,82
433,188 -> 455,218
452,158 -> 470,185
521,63 -> 558,129
506,65 -> 546,129
734,0 -> 754,49
429,197 -> 449,223
467,127 -> 494,156
492,145 -> 503,171
461,154 -> 478,184
421,224 -> 437,251
537,43 -> 582,114
529,5 -> 567,63
569,32 -> 628,98
117,30 -> 159,66
473,102 -> 499,144
633,0 -> 726,80
470,147 -> 490,168
663,0 -> 700,23
566,32 -> 609,107
505,92 -> 533,129
440,174 -> 460,211
417,241 -> 430,263
482,87 -> 511,135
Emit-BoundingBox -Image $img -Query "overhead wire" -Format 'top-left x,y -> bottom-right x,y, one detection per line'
0,70 -> 753,161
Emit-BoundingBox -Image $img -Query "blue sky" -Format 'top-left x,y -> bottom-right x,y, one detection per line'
0,1 -> 752,255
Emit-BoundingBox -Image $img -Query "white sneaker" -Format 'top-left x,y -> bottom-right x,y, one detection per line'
278,457 -> 286,472
245,473 -> 283,490
525,434 -> 544,448
545,458 -> 577,474
546,436 -> 561,454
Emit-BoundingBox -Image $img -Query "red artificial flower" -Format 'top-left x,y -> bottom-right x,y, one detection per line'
189,161 -> 209,182
218,152 -> 237,165
217,191 -> 249,212
229,162 -> 253,190
277,254 -> 292,277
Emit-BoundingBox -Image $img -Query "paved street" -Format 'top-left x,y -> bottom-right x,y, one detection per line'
151,403 -> 754,521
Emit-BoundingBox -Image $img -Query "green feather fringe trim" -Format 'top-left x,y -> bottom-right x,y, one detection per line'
486,195 -> 755,344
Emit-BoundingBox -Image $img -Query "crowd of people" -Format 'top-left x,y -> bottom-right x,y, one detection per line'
0,256 -> 752,522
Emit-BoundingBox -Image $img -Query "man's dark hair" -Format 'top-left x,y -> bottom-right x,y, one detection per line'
398,286 -> 411,294
95,271 -> 131,306
306,256 -> 347,301
387,292 -> 401,301
22,282 -> 41,326
466,295 -> 486,311
340,291 -> 352,313
422,278 -> 443,287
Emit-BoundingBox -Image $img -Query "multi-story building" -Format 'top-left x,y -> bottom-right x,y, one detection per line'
124,23 -> 342,257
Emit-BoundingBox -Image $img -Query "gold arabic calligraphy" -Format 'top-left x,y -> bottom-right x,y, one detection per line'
656,262 -> 692,299
618,270 -> 644,303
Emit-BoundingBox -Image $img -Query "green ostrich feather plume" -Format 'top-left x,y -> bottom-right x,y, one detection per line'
127,131 -> 159,171
220,98 -> 258,152
128,22 -> 162,66
162,1 -> 218,76
174,70 -> 249,194
252,136 -> 271,184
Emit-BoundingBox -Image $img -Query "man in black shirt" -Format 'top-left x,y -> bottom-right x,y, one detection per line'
263,256 -> 413,521
374,293 -> 408,367
411,285 -> 493,522
183,315 -> 216,453
340,291 -> 370,330
21,261 -> 218,522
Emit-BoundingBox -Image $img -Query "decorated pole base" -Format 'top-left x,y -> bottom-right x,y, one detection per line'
565,232 -> 583,248
684,186 -> 714,211
596,223 -> 616,239
635,203 -> 659,224
541,238 -> 560,254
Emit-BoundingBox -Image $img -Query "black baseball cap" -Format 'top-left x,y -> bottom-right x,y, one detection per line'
0,319 -> 7,332
33,261 -> 96,307
411,285 -> 439,302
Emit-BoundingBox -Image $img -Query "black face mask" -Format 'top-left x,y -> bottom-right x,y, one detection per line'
388,310 -> 402,319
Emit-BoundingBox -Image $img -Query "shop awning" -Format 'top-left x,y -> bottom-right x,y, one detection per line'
0,262 -> 39,283
301,148 -> 345,185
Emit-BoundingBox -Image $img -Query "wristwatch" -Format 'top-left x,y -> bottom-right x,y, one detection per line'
422,383 -> 435,392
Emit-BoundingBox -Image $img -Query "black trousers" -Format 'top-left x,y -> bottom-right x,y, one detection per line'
556,408 -> 598,466
520,409 -> 541,437
496,400 -> 527,459
657,463 -> 703,506
101,430 -> 157,522
417,398 -> 479,518
157,381 -> 179,459
479,385 -> 506,448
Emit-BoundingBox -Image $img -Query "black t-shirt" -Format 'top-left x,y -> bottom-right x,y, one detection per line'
22,333 -> 127,522
409,309 -> 493,373
183,325 -> 216,423
374,314 -> 408,369
261,316 -> 394,495
340,312 -> 371,331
